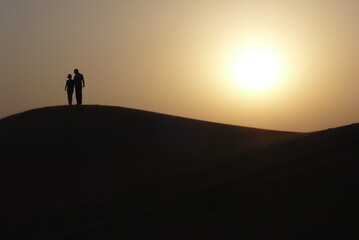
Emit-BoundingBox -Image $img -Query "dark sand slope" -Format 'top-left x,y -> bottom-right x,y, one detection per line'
0,105 -> 358,239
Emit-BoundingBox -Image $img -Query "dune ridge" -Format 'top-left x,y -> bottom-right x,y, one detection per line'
1,105 -> 358,239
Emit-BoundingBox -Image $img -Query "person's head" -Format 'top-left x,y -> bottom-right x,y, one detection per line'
67,74 -> 72,79
74,69 -> 79,74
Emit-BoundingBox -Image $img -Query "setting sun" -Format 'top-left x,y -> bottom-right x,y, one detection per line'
231,48 -> 282,92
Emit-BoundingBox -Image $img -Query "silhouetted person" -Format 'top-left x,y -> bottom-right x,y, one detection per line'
73,69 -> 85,105
65,74 -> 75,105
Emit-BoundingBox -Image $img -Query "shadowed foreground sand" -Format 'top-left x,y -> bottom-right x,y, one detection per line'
1,105 -> 359,239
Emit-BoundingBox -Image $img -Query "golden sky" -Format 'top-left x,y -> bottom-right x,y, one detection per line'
1,0 -> 359,131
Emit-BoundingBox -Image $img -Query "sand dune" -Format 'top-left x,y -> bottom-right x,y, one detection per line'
1,105 -> 358,239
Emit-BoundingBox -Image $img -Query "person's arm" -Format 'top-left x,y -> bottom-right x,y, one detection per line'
65,81 -> 68,91
82,75 -> 85,87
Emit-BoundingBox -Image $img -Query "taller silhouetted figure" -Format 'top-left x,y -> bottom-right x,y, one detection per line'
64,74 -> 74,105
73,69 -> 85,105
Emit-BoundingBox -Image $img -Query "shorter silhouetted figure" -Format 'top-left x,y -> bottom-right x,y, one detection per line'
73,69 -> 85,105
65,74 -> 75,105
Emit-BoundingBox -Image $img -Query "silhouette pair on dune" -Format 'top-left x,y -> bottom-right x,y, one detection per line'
65,69 -> 85,105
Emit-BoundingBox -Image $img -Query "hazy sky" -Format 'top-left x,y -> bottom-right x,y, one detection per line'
1,0 -> 359,132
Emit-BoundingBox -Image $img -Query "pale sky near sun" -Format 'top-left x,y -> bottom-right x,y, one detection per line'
1,0 -> 359,132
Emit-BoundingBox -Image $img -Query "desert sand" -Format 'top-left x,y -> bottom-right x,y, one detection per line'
1,105 -> 358,239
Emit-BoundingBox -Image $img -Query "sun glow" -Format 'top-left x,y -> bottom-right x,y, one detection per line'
231,48 -> 282,92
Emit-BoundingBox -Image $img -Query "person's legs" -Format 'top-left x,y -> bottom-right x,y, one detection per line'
67,89 -> 73,105
75,86 -> 82,105
78,87 -> 82,104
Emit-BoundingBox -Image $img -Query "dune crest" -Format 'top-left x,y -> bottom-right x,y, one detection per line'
1,105 -> 358,239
